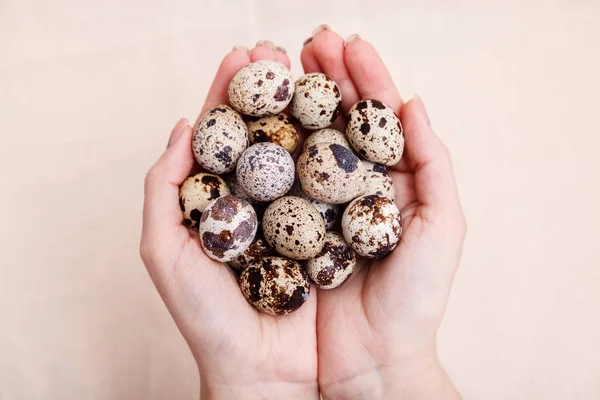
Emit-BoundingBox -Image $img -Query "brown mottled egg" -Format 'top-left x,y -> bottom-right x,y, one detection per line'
236,143 -> 295,202
287,180 -> 340,230
362,160 -> 395,201
228,231 -> 275,271
193,105 -> 249,174
228,60 -> 294,117
246,114 -> 299,154
239,257 -> 310,315
306,232 -> 356,289
296,143 -> 366,204
179,173 -> 230,229
346,99 -> 404,166
303,128 -> 351,151
199,195 -> 258,262
289,73 -> 342,130
262,196 -> 326,260
341,194 -> 402,259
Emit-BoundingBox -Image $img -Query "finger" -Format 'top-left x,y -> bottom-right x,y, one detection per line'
400,96 -> 462,217
274,45 -> 291,69
196,47 -> 252,126
344,35 -> 404,111
250,40 -> 278,63
300,39 -> 321,74
311,28 -> 360,115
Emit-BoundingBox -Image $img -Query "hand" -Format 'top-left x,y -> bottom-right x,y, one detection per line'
302,27 -> 466,399
140,42 -> 319,399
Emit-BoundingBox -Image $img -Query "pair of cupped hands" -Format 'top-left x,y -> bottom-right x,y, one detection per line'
140,25 -> 466,400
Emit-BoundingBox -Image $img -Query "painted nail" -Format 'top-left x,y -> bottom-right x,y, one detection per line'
303,37 -> 313,46
312,24 -> 331,37
256,40 -> 276,50
413,94 -> 430,125
232,45 -> 250,55
275,46 -> 287,54
168,118 -> 189,148
343,34 -> 361,48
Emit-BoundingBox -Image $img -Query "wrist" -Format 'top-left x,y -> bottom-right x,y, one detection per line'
201,379 -> 319,400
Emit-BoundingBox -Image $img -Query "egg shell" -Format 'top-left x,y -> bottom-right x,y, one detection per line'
306,232 -> 356,289
179,173 -> 230,229
296,143 -> 366,204
346,99 -> 404,166
228,230 -> 275,271
236,143 -> 295,202
262,196 -> 326,260
289,73 -> 342,130
239,257 -> 310,315
303,128 -> 351,151
342,194 -> 402,259
193,105 -> 249,174
361,160 -> 395,201
287,180 -> 340,230
228,60 -> 294,117
199,195 -> 258,262
246,114 -> 299,154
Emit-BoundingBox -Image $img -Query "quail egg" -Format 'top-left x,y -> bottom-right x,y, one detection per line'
287,180 -> 340,230
228,231 -> 275,271
362,160 -> 395,201
179,173 -> 230,229
199,195 -> 258,262
303,128 -> 351,151
341,194 -> 402,259
262,196 -> 326,260
306,232 -> 356,290
246,114 -> 299,154
192,105 -> 249,174
239,257 -> 310,315
289,73 -> 342,130
228,60 -> 294,117
346,99 -> 404,166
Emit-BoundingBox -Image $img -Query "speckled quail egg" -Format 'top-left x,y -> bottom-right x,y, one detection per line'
179,173 -> 230,229
199,195 -> 258,262
342,194 -> 402,259
262,196 -> 326,260
287,180 -> 340,230
239,257 -> 310,315
246,114 -> 299,154
362,160 -> 395,201
228,231 -> 275,271
236,143 -> 295,202
346,99 -> 404,166
296,143 -> 366,204
289,73 -> 342,130
228,60 -> 294,117
306,232 -> 356,290
193,105 -> 249,174
303,128 -> 351,151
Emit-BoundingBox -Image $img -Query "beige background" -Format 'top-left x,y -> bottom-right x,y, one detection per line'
1,0 -> 600,399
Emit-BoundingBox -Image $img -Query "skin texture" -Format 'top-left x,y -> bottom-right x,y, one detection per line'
141,30 -> 465,400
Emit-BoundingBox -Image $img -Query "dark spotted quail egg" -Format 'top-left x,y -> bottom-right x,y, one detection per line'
296,143 -> 366,204
236,143 -> 295,202
341,194 -> 402,259
303,128 -> 351,151
228,231 -> 275,271
246,114 -> 299,154
262,196 -> 326,260
228,60 -> 294,117
199,195 -> 258,262
179,173 -> 230,229
239,257 -> 310,315
287,180 -> 340,230
193,105 -> 249,174
289,73 -> 342,130
346,99 -> 404,166
306,232 -> 356,290
362,160 -> 395,201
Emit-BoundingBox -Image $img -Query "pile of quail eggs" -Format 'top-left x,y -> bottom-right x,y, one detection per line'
179,59 -> 404,316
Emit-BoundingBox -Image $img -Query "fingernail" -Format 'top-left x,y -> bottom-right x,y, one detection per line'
343,34 -> 361,48
303,37 -> 313,46
413,94 -> 430,125
275,46 -> 287,54
312,24 -> 331,37
256,40 -> 276,50
232,45 -> 250,55
168,118 -> 189,148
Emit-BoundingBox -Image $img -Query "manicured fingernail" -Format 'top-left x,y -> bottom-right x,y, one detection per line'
303,37 -> 313,46
256,40 -> 276,50
275,46 -> 287,54
413,94 -> 430,125
343,34 -> 361,48
312,24 -> 331,37
232,45 -> 250,55
168,118 -> 189,148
